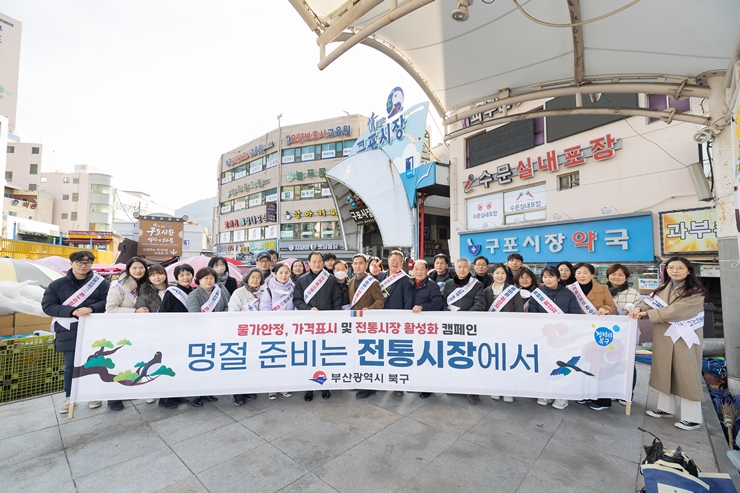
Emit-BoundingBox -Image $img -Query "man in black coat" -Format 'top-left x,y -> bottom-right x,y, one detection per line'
42,250 -> 110,414
293,251 -> 342,402
360,250 -> 413,399
428,253 -> 453,293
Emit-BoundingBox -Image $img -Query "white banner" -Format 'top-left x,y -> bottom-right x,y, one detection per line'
71,311 -> 636,402
466,193 -> 504,229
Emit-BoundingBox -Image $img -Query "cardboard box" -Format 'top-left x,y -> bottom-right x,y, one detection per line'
0,326 -> 14,337
14,313 -> 52,327
14,323 -> 52,335
0,314 -> 14,330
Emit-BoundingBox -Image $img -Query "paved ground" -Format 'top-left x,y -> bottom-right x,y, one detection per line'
0,363 -> 725,493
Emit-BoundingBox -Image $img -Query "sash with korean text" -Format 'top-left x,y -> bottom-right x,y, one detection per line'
531,288 -> 564,314
111,280 -> 138,306
51,273 -> 105,332
567,283 -> 599,315
446,278 -> 479,311
160,286 -> 188,311
489,285 -> 519,312
643,295 -> 704,348
268,279 -> 293,312
201,285 -> 222,313
304,270 -> 330,304
351,275 -> 378,309
379,271 -> 407,296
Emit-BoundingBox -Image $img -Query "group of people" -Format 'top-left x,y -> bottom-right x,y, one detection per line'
42,248 -> 708,431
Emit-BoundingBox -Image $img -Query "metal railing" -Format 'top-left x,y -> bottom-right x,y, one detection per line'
0,239 -> 115,264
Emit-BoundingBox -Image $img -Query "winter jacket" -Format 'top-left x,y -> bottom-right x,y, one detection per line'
347,274 -> 385,310
106,275 -> 141,313
472,272 -> 493,289
158,284 -> 193,313
411,277 -> 445,312
577,281 -> 617,314
336,280 -> 351,307
187,285 -> 231,313
442,275 -> 486,312
135,282 -> 165,313
293,270 -> 342,310
608,283 -> 642,314
208,256 -> 238,295
377,271 -> 414,310
528,284 -> 581,314
41,269 -> 110,353
428,268 -> 453,286
258,279 -> 295,311
484,282 -> 524,312
228,286 -> 260,311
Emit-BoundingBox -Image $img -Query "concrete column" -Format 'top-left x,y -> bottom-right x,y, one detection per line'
707,74 -> 740,393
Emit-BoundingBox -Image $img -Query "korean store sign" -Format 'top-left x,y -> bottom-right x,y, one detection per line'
463,134 -> 623,193
460,213 -> 653,263
138,219 -> 184,258
285,126 -> 352,146
659,208 -> 718,254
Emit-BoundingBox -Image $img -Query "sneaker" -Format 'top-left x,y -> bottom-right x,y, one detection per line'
589,402 -> 609,411
282,392 -> 292,397
268,393 -> 278,400
468,394 -> 481,405
356,390 -> 376,399
618,399 -> 628,406
158,398 -> 178,409
108,400 -> 124,411
232,394 -> 245,406
490,395 -> 501,400
537,398 -> 552,406
88,401 -> 102,409
145,398 -> 156,404
576,399 -> 590,405
419,392 -> 432,399
675,420 -> 700,431
552,399 -> 568,410
503,396 -> 514,403
59,398 -> 75,414
646,409 -> 674,418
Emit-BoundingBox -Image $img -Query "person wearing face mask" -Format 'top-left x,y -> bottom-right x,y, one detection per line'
443,257 -> 486,405
208,256 -> 237,295
332,260 -> 351,309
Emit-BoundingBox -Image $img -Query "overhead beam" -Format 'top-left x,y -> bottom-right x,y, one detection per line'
317,0 -> 435,71
569,0 -> 584,85
317,0 -> 384,46
445,107 -> 708,141
444,81 -> 711,125
287,0 -> 324,34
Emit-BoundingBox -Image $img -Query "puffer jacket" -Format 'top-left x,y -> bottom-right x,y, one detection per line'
106,275 -> 140,313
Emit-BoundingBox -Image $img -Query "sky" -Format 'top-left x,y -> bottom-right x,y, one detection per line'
1,0 -> 444,209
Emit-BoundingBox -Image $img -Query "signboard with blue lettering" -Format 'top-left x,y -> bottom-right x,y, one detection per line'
459,213 -> 653,263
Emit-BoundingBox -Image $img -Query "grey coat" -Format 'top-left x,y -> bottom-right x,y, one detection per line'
186,286 -> 231,313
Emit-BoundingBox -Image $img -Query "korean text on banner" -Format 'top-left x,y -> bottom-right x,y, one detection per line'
70,311 -> 636,402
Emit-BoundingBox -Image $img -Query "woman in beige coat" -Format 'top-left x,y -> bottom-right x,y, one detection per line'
629,257 -> 707,431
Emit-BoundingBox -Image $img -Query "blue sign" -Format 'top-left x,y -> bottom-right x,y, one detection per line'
459,213 -> 653,263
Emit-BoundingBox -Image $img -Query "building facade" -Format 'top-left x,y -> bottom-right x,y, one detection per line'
0,12 -> 21,133
5,142 -> 43,192
448,94 -> 715,289
216,114 -> 366,259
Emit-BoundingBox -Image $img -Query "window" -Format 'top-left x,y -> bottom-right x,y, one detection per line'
61,213 -> 68,219
558,172 -> 580,190
70,212 -> 78,221
90,203 -> 112,213
281,148 -> 297,164
301,222 -> 320,238
62,194 -> 69,200
89,223 -> 110,231
248,192 -> 264,209
280,223 -> 299,240
73,178 -> 79,184
233,165 -> 247,180
63,177 -> 70,184
7,146 -> 14,153
5,171 -> 12,181
299,184 -> 315,200
8,211 -> 17,217
648,94 -> 691,123
90,184 -> 111,194
29,184 -> 37,191
29,164 -> 38,175
534,117 -> 545,146
281,185 -> 296,201
32,147 -> 40,154
72,193 -> 79,202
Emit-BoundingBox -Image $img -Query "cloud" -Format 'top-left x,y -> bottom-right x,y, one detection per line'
392,143 -> 421,176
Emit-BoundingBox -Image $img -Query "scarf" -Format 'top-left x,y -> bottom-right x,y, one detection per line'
607,281 -> 629,297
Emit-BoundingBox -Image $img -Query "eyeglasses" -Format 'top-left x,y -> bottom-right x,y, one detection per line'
74,261 -> 93,266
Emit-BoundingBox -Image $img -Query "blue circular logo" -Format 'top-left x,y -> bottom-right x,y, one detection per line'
594,327 -> 614,347
386,87 -> 404,117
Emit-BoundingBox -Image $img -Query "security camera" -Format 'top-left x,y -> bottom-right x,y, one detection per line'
451,0 -> 474,22
693,122 -> 727,143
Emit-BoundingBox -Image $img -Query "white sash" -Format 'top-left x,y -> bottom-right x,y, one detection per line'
567,283 -> 599,315
489,285 -> 519,312
111,280 -> 138,306
446,278 -> 479,312
379,271 -> 406,295
268,279 -> 293,311
161,286 -> 188,311
50,273 -> 105,332
643,294 -> 704,348
531,288 -> 564,314
351,275 -> 378,308
201,285 -> 222,313
303,270 -> 330,304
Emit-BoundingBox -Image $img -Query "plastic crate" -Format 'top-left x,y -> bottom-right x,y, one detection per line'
0,335 -> 65,403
